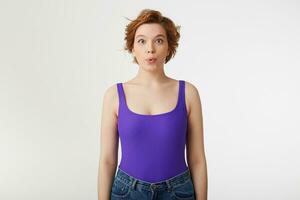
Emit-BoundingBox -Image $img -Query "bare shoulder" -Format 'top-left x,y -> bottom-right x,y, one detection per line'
184,81 -> 202,117
185,80 -> 200,98
102,83 -> 119,116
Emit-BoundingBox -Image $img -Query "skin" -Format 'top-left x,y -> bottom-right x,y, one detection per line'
98,23 -> 207,200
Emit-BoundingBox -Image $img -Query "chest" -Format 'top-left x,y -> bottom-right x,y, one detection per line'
124,88 -> 179,115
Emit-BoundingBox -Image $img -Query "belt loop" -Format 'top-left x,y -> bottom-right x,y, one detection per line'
166,180 -> 172,192
131,179 -> 137,190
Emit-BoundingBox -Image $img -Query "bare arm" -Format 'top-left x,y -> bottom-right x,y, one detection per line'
186,82 -> 208,200
97,84 -> 119,200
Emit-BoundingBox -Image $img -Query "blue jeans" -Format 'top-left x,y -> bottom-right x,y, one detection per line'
110,167 -> 195,200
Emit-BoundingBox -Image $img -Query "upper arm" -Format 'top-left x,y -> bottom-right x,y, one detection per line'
185,81 -> 206,166
99,84 -> 119,166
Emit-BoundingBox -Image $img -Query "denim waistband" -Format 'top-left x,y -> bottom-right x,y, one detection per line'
114,167 -> 192,192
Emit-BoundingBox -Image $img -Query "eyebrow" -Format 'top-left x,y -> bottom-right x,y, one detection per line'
135,34 -> 166,39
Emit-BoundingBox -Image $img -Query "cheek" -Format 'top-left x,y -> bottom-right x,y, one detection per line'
162,47 -> 169,57
133,45 -> 143,54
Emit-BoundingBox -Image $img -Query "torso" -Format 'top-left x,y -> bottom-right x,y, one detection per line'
115,78 -> 190,182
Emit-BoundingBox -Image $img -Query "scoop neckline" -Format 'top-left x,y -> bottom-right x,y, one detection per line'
120,80 -> 181,117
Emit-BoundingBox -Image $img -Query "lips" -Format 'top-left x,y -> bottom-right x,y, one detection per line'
145,58 -> 157,62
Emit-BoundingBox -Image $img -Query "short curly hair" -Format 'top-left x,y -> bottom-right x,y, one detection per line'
124,9 -> 181,64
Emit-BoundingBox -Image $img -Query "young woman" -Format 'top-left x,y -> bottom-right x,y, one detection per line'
98,9 -> 207,200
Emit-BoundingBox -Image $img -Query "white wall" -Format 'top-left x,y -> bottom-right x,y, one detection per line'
0,0 -> 299,199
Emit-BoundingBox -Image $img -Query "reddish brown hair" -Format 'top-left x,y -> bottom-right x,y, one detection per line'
124,9 -> 181,64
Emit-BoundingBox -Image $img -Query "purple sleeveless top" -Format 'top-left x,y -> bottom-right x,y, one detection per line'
116,80 -> 188,183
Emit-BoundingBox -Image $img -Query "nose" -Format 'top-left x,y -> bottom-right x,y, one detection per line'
146,43 -> 155,53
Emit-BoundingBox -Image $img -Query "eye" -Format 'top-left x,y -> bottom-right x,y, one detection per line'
156,39 -> 164,44
137,39 -> 145,44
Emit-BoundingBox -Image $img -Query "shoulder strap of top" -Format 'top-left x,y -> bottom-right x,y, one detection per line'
116,83 -> 126,108
178,80 -> 187,111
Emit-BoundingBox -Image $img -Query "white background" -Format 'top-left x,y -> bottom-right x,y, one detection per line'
0,0 -> 299,199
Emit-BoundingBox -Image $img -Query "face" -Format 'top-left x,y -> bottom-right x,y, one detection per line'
132,23 -> 169,69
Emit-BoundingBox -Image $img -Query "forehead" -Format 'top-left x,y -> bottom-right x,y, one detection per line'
135,23 -> 167,38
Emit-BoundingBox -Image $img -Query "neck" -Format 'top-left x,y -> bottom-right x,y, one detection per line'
133,65 -> 170,87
